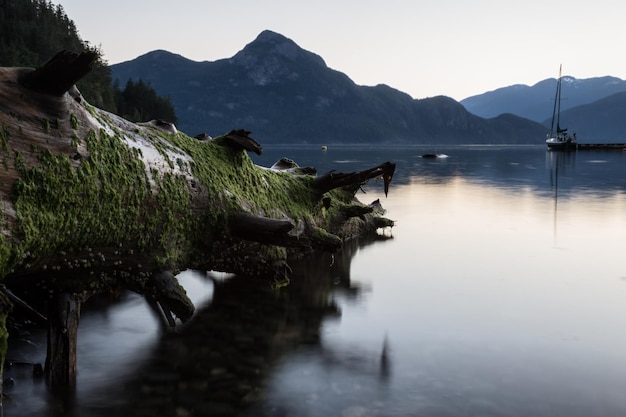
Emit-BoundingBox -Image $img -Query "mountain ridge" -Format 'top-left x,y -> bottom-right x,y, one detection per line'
461,75 -> 626,122
112,31 -> 601,144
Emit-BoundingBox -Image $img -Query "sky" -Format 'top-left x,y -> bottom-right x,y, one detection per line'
55,0 -> 625,102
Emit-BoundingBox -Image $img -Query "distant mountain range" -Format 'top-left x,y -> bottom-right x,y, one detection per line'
461,76 -> 626,142
110,30 -> 626,145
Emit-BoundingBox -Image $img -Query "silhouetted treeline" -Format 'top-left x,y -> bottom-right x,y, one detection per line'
114,79 -> 178,124
0,0 -> 176,123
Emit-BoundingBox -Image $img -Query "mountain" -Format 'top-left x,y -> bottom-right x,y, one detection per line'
461,75 -> 626,122
553,92 -> 626,142
110,30 -> 545,145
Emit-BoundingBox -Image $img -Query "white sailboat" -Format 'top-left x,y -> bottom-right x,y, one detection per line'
546,65 -> 577,150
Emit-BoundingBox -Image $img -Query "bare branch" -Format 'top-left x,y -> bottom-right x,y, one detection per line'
19,50 -> 98,96
313,161 -> 396,197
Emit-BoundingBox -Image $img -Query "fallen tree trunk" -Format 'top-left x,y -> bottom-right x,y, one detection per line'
0,51 -> 396,386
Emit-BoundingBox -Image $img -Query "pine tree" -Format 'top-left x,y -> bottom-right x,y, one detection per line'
0,0 -> 176,122
115,79 -> 178,124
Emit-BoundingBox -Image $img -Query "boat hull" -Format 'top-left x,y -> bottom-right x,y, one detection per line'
546,137 -> 577,151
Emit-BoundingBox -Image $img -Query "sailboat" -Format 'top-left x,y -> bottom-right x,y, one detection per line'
546,65 -> 577,150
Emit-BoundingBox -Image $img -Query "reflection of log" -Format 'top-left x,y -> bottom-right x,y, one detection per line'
0,51 -> 395,387
118,233 -> 386,414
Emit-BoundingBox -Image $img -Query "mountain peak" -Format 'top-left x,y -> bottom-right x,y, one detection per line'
229,30 -> 326,86
124,49 -> 196,68
254,29 -> 290,44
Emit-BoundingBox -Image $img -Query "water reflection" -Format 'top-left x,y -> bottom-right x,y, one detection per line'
7,146 -> 626,417
546,151 -> 576,243
253,145 -> 626,196
245,147 -> 626,417
3,271 -> 213,417
72,233 -> 390,417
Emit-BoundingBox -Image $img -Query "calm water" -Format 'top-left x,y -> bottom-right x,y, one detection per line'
5,145 -> 626,416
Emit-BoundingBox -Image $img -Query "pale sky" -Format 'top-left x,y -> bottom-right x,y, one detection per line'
55,0 -> 624,101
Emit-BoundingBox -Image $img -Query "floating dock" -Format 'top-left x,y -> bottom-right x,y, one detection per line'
576,143 -> 626,151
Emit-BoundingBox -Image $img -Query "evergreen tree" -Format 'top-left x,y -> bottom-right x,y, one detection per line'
116,79 -> 178,124
0,0 -> 176,122
0,0 -> 115,110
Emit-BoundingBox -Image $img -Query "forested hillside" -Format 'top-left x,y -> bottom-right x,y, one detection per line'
0,0 -> 176,122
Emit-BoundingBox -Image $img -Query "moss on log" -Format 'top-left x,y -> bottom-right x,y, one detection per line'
0,51 -> 395,386
0,65 -> 394,287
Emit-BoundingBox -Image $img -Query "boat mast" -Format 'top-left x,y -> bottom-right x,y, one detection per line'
556,64 -> 563,134
549,65 -> 561,137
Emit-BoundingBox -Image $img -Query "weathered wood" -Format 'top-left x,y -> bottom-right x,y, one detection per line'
19,50 -> 97,96
230,213 -> 295,235
0,51 -> 396,387
221,129 -> 263,155
270,157 -> 317,175
313,161 -> 396,197
45,289 -> 81,386
143,271 -> 194,327
229,213 -> 311,249
341,204 -> 374,219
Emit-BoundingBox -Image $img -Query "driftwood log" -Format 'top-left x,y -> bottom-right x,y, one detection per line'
0,51 -> 395,386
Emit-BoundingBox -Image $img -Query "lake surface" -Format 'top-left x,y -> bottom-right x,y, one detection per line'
5,145 -> 626,416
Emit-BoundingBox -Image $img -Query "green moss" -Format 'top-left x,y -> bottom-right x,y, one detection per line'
70,114 -> 78,129
1,128 -> 204,279
167,133 -> 316,221
13,151 -> 25,174
0,123 -> 9,154
0,113 -> 368,283
271,273 -> 290,290
0,124 -> 9,170
70,133 -> 80,150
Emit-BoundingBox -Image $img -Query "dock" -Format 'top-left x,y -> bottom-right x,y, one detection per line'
576,143 -> 626,151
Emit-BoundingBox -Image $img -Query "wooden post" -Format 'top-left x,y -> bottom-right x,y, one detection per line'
0,290 -> 12,411
45,289 -> 81,386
